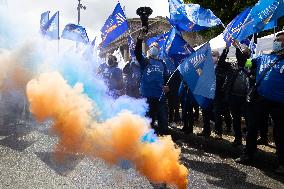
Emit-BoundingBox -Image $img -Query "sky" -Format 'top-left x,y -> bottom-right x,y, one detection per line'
3,0 -> 169,39
1,0 -> 229,50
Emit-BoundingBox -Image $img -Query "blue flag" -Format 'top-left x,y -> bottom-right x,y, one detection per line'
43,11 -> 59,40
263,20 -> 277,31
127,35 -> 135,58
40,11 -> 49,35
169,0 -> 222,32
223,8 -> 251,46
61,24 -> 89,44
146,32 -> 169,48
100,3 -> 129,48
178,43 -> 215,108
237,0 -> 284,41
163,28 -> 194,66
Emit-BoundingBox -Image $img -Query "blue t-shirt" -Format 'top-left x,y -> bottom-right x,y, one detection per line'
254,54 -> 284,103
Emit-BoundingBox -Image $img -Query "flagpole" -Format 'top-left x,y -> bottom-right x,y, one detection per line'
57,11 -> 60,55
158,67 -> 179,101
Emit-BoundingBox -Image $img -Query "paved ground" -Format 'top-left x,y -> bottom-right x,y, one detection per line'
0,114 -> 283,189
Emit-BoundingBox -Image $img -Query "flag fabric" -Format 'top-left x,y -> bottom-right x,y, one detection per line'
43,11 -> 59,40
237,0 -> 284,41
61,23 -> 89,44
100,3 -> 129,48
178,43 -> 215,108
168,0 -> 222,32
163,27 -> 194,66
223,8 -> 251,46
263,20 -> 277,31
270,0 -> 284,21
127,35 -> 135,58
146,32 -> 169,48
40,11 -> 50,35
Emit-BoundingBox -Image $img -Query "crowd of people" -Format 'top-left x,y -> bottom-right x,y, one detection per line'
97,31 -> 284,176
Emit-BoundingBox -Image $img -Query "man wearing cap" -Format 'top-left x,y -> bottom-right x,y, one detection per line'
135,33 -> 169,135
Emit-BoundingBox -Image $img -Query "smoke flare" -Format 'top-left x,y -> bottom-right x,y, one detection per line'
26,72 -> 189,189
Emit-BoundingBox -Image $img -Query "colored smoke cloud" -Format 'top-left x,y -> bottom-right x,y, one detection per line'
53,52 -> 148,120
26,72 -> 188,189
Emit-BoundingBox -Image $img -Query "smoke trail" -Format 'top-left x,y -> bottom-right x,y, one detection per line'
0,42 -> 41,93
26,72 -> 188,189
53,52 -> 148,120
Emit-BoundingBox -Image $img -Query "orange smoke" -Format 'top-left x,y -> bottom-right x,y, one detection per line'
0,44 -> 34,93
26,72 -> 188,189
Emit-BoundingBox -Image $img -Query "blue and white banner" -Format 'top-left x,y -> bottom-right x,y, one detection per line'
100,3 -> 129,48
42,11 -> 59,40
61,23 -> 89,44
168,0 -> 222,32
178,43 -> 215,108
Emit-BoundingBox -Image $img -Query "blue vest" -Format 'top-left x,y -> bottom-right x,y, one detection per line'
255,54 -> 284,103
140,58 -> 166,98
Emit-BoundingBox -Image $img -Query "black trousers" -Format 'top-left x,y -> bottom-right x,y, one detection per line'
202,103 -> 214,135
229,95 -> 248,141
214,97 -> 232,135
245,97 -> 284,166
181,100 -> 194,133
167,93 -> 180,123
146,97 -> 169,135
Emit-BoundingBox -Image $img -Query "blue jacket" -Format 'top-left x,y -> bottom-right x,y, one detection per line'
135,39 -> 168,98
123,61 -> 141,98
98,62 -> 124,92
253,54 -> 284,103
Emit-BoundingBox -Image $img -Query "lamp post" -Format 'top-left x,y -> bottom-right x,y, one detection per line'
77,0 -> 86,25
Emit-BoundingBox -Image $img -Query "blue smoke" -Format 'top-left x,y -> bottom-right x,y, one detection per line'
54,52 -> 148,121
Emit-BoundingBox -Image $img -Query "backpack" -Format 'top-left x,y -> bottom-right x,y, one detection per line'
231,68 -> 250,97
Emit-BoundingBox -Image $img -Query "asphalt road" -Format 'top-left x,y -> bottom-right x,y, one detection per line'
0,115 -> 283,189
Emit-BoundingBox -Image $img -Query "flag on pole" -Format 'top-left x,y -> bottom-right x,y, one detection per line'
162,27 -> 194,66
61,23 -> 89,44
43,11 -> 59,40
178,43 -> 215,108
168,0 -> 222,32
223,8 -> 251,46
100,3 -> 129,48
146,32 -> 169,48
40,11 -> 50,35
237,0 -> 284,41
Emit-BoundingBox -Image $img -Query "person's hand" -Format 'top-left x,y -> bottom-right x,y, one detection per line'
232,39 -> 239,48
163,86 -> 170,93
138,29 -> 147,40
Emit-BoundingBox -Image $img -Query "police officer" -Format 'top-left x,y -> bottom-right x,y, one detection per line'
236,32 -> 284,176
135,33 -> 169,135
